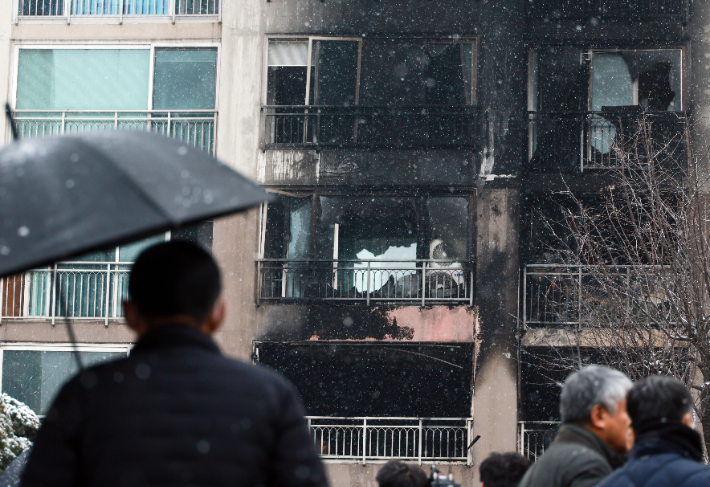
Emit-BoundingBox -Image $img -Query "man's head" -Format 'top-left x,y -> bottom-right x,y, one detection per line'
376,460 -> 428,487
479,452 -> 531,487
560,365 -> 633,453
124,240 -> 224,337
627,375 -> 694,431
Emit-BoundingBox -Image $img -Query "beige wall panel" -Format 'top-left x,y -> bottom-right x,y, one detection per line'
12,22 -> 220,41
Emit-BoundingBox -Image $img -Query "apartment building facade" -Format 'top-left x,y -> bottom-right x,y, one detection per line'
0,0 -> 708,485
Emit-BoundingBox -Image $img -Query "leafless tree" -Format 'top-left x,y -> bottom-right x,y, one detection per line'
527,112 -> 710,451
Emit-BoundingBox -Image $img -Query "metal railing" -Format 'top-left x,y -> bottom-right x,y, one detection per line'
527,111 -> 686,172
307,417 -> 473,465
257,259 -> 473,305
518,421 -> 559,461
528,0 -> 684,20
17,0 -> 219,19
523,264 -> 670,328
0,262 -> 131,326
261,105 -> 480,149
12,110 -> 217,155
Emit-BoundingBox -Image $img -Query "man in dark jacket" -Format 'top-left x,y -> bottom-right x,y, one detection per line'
596,375 -> 710,487
21,241 -> 329,487
518,365 -> 633,487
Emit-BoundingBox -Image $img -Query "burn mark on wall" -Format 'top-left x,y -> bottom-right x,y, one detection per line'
305,304 -> 414,340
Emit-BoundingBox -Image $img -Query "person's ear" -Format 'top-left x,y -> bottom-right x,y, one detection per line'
682,412 -> 693,428
200,299 -> 226,335
589,403 -> 611,429
123,301 -> 147,337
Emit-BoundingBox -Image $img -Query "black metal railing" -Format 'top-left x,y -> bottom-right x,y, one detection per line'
528,0 -> 685,21
257,259 -> 474,305
527,110 -> 686,172
261,105 -> 480,149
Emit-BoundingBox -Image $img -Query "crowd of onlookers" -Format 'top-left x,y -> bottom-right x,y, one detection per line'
376,365 -> 710,487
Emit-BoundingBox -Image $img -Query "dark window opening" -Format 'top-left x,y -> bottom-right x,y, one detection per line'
172,221 -> 214,252
255,341 -> 474,417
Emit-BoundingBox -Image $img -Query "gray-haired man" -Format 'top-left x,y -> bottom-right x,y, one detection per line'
518,365 -> 633,487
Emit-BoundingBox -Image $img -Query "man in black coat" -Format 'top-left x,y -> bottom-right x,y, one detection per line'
596,376 -> 710,487
21,241 -> 329,487
518,365 -> 633,487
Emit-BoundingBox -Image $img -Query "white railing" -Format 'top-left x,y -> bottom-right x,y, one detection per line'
257,259 -> 473,305
0,262 -> 131,326
307,417 -> 473,465
16,0 -> 219,21
12,110 -> 217,155
518,421 -> 559,461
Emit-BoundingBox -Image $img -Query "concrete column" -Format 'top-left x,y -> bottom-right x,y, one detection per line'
473,188 -> 520,473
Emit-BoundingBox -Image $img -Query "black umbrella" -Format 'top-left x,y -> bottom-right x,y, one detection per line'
0,129 -> 270,277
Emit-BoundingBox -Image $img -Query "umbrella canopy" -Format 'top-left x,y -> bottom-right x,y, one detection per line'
0,130 -> 270,277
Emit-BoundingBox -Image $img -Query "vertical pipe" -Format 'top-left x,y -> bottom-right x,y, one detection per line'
418,419 -> 423,465
523,266 -> 527,328
366,261 -> 370,306
105,264 -> 111,326
50,264 -> 57,325
421,262 -> 426,306
362,419 -> 367,465
0,276 -> 4,324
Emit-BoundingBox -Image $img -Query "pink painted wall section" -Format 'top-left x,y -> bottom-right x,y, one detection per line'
386,306 -> 477,342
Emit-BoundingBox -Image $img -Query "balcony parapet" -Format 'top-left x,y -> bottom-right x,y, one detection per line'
257,259 -> 474,306
15,0 -> 220,23
260,105 -> 481,150
527,110 -> 686,173
307,416 -> 473,465
12,110 -> 217,155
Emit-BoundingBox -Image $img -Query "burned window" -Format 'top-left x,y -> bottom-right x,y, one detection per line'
529,48 -> 683,171
259,194 -> 471,301
255,342 -> 474,417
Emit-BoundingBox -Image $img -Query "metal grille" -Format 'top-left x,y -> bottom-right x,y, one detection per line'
0,263 -> 130,325
258,260 -> 473,305
518,421 -> 559,461
13,110 -> 217,155
18,0 -> 219,17
308,417 -> 472,464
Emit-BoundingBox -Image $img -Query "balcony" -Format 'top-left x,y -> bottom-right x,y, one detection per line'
527,111 -> 686,172
518,421 -> 559,461
16,0 -> 219,21
527,0 -> 685,21
523,264 -> 670,329
257,259 -> 473,305
12,110 -> 217,155
261,106 -> 480,150
307,417 -> 473,465
1,262 -> 130,326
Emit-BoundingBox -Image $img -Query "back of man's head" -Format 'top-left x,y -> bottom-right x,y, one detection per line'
627,375 -> 693,429
479,452 -> 531,487
560,365 -> 633,423
376,460 -> 428,487
128,240 -> 221,325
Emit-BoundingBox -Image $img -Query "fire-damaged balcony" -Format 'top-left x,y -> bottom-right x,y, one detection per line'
528,110 -> 686,172
261,105 -> 480,149
257,259 -> 473,305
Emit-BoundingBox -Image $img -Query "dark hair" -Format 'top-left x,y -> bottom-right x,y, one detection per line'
376,460 -> 428,487
479,452 -> 532,487
627,375 -> 693,428
128,240 -> 221,324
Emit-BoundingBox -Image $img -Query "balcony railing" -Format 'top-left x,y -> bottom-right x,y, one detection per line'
12,110 -> 217,155
0,262 -> 131,326
528,111 -> 686,172
307,417 -> 473,465
17,0 -> 219,21
257,259 -> 473,305
523,264 -> 670,328
518,421 -> 559,461
261,105 -> 480,149
528,0 -> 685,21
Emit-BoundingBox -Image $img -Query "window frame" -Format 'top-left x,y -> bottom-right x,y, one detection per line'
10,41 -> 221,130
263,35 -> 479,107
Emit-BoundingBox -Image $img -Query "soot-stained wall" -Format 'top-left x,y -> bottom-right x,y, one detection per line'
255,341 -> 474,417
